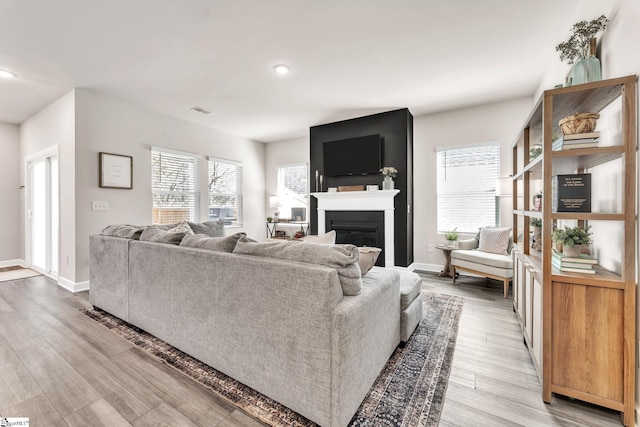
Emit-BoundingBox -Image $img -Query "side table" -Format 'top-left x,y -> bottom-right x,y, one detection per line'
436,244 -> 458,279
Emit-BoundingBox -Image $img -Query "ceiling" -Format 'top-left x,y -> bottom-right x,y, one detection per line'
0,0 -> 589,142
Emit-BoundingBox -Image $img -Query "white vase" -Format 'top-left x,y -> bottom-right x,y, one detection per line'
382,176 -> 394,190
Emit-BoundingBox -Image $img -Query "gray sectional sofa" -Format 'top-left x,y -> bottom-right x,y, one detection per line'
89,228 -> 422,426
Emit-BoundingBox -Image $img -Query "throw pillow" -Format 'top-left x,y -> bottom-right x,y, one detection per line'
357,247 -> 381,274
300,230 -> 336,245
478,227 -> 512,255
180,232 -> 245,253
188,220 -> 225,237
100,224 -> 145,240
233,239 -> 362,296
140,227 -> 188,245
167,221 -> 194,235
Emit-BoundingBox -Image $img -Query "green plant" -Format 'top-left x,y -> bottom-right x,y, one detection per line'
530,217 -> 542,228
444,228 -> 459,241
529,146 -> 542,160
556,15 -> 609,64
552,225 -> 592,247
266,216 -> 273,223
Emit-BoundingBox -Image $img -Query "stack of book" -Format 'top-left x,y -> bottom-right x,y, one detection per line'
551,251 -> 597,274
552,131 -> 600,150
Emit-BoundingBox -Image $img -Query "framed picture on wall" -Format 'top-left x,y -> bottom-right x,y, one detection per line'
99,152 -> 133,189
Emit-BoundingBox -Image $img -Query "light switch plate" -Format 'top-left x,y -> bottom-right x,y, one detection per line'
92,201 -> 108,211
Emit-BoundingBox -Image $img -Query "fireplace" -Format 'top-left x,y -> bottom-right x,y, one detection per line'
312,190 -> 399,266
326,211 -> 385,267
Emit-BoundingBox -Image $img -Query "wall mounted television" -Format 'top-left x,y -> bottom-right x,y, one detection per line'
322,134 -> 382,177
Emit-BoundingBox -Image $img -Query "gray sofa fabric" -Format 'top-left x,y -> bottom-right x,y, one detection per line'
100,224 -> 145,240
180,232 -> 245,252
139,227 -> 188,245
233,239 -> 363,296
89,235 -> 401,426
188,220 -> 225,237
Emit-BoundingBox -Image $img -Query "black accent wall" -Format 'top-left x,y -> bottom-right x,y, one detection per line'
310,108 -> 413,267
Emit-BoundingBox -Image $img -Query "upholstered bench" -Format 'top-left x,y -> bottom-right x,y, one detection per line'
450,227 -> 513,298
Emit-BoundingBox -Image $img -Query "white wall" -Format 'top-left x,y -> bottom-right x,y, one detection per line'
0,122 -> 21,263
20,90 -> 76,282
74,89 -> 266,282
412,97 -> 533,271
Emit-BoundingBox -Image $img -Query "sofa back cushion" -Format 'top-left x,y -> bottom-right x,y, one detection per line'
233,239 -> 362,296
100,224 -> 145,240
140,227 -> 188,245
180,232 -> 245,252
188,220 -> 225,237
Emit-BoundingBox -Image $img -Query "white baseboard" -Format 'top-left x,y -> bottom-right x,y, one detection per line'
409,262 -> 442,273
0,259 -> 26,268
58,276 -> 90,293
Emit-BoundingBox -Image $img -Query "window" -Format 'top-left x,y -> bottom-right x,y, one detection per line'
151,148 -> 200,224
209,158 -> 243,226
437,144 -> 500,233
276,163 -> 308,220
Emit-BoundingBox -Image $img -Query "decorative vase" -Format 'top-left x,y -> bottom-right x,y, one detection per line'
382,176 -> 394,190
563,244 -> 583,257
533,226 -> 542,251
567,39 -> 602,86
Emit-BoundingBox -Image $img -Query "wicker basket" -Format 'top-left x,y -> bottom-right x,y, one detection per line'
558,112 -> 599,135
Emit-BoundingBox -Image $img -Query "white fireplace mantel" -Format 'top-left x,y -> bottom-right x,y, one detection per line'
312,190 -> 400,266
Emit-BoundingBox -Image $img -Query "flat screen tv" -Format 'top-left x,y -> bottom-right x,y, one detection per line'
322,134 -> 382,177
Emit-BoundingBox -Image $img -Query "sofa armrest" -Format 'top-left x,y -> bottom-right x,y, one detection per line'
457,238 -> 478,250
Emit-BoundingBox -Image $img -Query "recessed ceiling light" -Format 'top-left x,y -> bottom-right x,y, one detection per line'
0,69 -> 16,79
273,64 -> 290,75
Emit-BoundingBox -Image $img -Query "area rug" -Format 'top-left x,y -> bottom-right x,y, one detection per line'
81,291 -> 463,426
0,266 -> 42,282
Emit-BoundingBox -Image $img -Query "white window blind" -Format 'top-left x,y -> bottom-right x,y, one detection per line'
151,148 -> 200,224
437,144 -> 500,233
209,158 -> 243,227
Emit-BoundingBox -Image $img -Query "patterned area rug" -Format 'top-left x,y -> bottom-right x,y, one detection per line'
81,291 -> 463,426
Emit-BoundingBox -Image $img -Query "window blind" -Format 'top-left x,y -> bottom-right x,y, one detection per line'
208,158 -> 243,226
151,148 -> 200,224
437,144 -> 500,233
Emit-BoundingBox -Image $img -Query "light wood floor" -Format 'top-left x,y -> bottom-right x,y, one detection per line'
0,273 -> 623,426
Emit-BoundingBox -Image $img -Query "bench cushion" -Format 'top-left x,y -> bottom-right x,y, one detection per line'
451,249 -> 512,269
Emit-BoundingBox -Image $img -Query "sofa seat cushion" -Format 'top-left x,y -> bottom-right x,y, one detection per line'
398,270 -> 422,310
451,249 -> 513,278
233,240 -> 362,296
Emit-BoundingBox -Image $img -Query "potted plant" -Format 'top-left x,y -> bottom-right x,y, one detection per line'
552,225 -> 592,257
266,216 -> 273,223
556,15 -> 609,85
529,145 -> 542,160
531,218 -> 542,251
444,228 -> 459,248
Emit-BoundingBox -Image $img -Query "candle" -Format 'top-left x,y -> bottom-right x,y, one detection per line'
320,174 -> 323,192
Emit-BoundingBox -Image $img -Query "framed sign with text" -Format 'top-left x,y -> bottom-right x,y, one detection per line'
99,152 -> 133,189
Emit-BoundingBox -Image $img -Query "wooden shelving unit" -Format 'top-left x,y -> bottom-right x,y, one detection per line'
511,75 -> 637,426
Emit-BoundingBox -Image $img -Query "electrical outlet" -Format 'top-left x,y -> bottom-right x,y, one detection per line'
92,201 -> 108,211
427,244 -> 434,253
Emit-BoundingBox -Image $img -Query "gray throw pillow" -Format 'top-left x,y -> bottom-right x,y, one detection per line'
100,224 -> 145,240
233,239 -> 362,296
140,227 -> 187,245
188,220 -> 225,237
180,232 -> 245,253
357,247 -> 381,275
